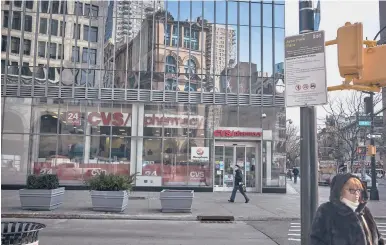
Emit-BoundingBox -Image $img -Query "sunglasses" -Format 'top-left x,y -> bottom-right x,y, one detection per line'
347,189 -> 362,194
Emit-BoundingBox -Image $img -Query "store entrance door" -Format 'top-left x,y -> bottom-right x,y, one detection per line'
213,142 -> 259,192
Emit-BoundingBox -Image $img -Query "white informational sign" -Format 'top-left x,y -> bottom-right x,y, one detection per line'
191,147 -> 209,161
284,31 -> 327,107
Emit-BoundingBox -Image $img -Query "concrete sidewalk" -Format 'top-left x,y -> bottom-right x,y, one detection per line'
2,183 -> 386,221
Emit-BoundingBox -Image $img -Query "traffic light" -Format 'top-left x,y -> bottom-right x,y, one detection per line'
357,146 -> 367,155
326,22 -> 386,92
336,22 -> 364,79
367,145 -> 376,155
364,97 -> 372,114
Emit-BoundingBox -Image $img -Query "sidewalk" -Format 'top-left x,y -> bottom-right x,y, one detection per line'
2,183 -> 386,221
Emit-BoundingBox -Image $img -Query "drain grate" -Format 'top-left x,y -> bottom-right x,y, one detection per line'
200,221 -> 234,224
197,215 -> 235,223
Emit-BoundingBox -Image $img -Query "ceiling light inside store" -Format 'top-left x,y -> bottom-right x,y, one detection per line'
119,129 -> 125,132
52,115 -> 57,118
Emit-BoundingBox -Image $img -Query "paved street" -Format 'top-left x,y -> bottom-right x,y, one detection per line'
2,218 -> 278,245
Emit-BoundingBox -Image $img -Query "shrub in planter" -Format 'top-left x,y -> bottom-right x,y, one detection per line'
85,173 -> 136,212
19,174 -> 65,210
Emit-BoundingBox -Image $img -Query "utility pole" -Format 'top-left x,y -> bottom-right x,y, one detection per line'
299,1 -> 319,245
369,92 -> 380,200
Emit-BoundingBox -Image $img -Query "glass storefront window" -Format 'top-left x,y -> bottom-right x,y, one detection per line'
163,138 -> 188,186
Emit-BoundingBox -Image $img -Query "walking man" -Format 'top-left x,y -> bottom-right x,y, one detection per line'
228,165 -> 249,203
292,167 -> 299,184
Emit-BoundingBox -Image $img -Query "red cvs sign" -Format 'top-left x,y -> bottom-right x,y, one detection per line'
214,130 -> 262,137
88,112 -> 131,126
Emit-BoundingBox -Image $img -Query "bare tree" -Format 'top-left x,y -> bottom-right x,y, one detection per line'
286,123 -> 300,168
321,92 -> 382,171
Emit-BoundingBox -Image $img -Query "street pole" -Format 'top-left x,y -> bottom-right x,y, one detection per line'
299,1 -> 319,244
369,92 -> 380,200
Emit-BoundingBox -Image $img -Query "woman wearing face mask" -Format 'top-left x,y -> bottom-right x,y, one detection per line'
310,173 -> 385,245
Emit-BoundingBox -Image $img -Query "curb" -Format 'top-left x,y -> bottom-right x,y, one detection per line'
1,213 -> 302,222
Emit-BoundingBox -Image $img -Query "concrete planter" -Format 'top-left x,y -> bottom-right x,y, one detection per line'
90,190 -> 128,212
19,187 -> 65,211
160,190 -> 194,213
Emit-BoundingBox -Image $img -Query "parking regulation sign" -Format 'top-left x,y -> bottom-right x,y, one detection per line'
284,31 -> 327,107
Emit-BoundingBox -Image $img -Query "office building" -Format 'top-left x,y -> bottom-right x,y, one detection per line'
1,1 -> 287,193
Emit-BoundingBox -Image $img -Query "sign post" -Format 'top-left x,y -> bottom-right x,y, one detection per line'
285,2 -> 327,244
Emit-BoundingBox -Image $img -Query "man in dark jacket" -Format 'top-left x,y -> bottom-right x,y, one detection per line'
292,167 -> 299,183
310,173 -> 385,245
228,165 -> 249,203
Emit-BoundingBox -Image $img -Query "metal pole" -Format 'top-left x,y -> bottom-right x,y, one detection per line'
299,1 -> 318,245
369,92 -> 380,200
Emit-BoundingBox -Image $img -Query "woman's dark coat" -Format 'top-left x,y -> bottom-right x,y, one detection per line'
310,173 -> 385,245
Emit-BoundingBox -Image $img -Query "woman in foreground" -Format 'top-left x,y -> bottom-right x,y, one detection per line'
310,173 -> 385,245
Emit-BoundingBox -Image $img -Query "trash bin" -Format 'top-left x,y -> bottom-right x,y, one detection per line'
1,222 -> 46,245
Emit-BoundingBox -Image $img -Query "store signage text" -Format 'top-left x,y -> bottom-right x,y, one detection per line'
213,130 -> 262,137
144,114 -> 205,129
67,112 -> 81,126
88,112 -> 132,127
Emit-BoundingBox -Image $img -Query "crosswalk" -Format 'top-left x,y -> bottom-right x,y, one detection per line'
288,222 -> 386,243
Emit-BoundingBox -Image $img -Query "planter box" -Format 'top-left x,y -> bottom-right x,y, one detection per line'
19,187 -> 65,211
160,190 -> 194,213
90,190 -> 128,212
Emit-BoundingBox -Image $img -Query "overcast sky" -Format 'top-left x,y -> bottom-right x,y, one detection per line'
285,0 -> 381,128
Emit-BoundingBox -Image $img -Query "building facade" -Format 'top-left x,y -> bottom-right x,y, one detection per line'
1,0 -> 286,193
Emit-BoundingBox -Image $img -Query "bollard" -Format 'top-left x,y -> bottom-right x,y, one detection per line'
1,222 -> 46,245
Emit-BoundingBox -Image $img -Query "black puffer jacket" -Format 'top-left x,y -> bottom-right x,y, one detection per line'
234,169 -> 243,185
310,173 -> 385,245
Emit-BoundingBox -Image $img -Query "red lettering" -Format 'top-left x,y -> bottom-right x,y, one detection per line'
112,112 -> 124,126
213,130 -> 262,137
101,112 -> 112,126
88,112 -> 101,126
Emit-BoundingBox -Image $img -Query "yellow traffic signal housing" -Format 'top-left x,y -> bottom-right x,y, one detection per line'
336,22 -> 364,79
353,44 -> 386,87
367,145 -> 376,156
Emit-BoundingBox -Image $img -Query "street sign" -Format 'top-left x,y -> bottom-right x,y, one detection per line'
367,134 -> 382,139
359,121 -> 371,126
284,31 -> 327,107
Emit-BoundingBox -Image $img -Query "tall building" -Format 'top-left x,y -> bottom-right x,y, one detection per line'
105,0 -> 164,44
1,1 -> 286,193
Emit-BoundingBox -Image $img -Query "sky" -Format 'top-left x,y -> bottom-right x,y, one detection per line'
285,0 -> 381,128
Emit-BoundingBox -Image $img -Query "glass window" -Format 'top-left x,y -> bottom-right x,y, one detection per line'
59,21 -> 66,36
171,25 -> 180,47
48,67 -> 56,80
60,1 -> 67,14
24,15 -> 33,32
263,3 -> 273,27
164,24 -> 171,45
57,44 -> 63,59
12,12 -> 21,30
142,139 -> 162,176
3,11 -> 9,28
21,62 -> 32,76
41,1 -> 49,13
162,138 -> 189,186
79,69 -> 95,86
50,19 -> 59,36
9,61 -> 19,75
52,1 -> 60,14
36,64 -> 45,79
240,2 -> 250,26
26,1 -> 33,9
14,1 -> 22,7
74,2 -> 83,15
274,28 -> 285,73
83,25 -> 98,42
274,4 -> 285,28
183,28 -> 199,50
73,24 -> 80,39
72,46 -> 80,62
38,41 -> 46,58
2,98 -> 33,134
2,35 -> 7,52
227,1 -> 237,25
85,4 -> 99,17
23,39 -> 31,55
82,48 -> 97,65
49,43 -> 57,59
39,18 -> 48,34
184,59 -> 196,77
263,27 -> 273,77
11,37 -> 20,54
215,1 -> 226,24
1,60 -> 5,74
165,56 -> 177,73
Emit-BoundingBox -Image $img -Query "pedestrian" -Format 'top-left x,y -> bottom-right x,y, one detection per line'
310,173 -> 385,245
287,169 -> 293,180
228,165 -> 249,203
292,167 -> 299,183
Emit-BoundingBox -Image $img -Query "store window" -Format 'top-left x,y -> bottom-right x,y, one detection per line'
32,101 -> 132,184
